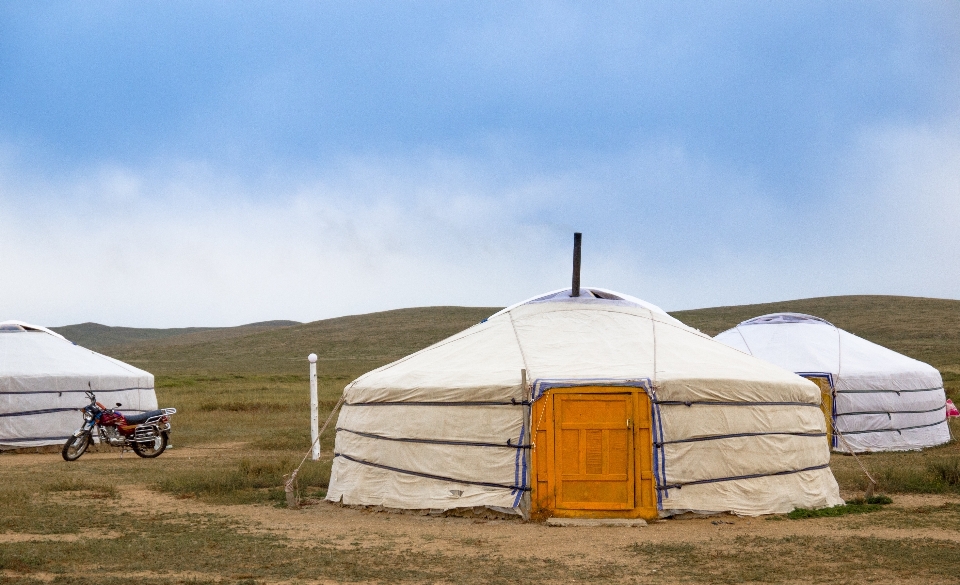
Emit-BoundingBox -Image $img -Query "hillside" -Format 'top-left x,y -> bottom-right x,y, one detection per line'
53,296 -> 960,383
52,320 -> 301,350
98,307 -> 499,376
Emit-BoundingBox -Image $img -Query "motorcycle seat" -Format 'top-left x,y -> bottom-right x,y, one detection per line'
121,410 -> 165,425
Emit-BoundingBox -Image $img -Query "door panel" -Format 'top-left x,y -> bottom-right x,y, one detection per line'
554,394 -> 634,510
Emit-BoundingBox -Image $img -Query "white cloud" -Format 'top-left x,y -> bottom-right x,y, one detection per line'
1,122 -> 958,328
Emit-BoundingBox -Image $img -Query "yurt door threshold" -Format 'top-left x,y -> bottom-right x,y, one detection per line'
531,386 -> 657,520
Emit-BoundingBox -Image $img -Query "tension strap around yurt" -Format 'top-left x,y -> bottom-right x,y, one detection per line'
653,430 -> 825,446
839,420 -> 948,435
835,386 -> 944,394
836,404 -> 947,417
334,427 -> 531,449
654,400 -> 822,408
342,399 -> 531,406
332,452 -> 531,492
657,463 -> 832,490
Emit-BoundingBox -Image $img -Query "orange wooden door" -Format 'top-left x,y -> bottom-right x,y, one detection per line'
554,393 -> 634,510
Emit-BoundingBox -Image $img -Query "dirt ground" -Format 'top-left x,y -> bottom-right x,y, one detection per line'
5,447 -> 960,584
10,446 -> 960,548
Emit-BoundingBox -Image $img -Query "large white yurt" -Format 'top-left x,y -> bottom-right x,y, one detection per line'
0,320 -> 157,449
714,313 -> 950,453
326,289 -> 843,519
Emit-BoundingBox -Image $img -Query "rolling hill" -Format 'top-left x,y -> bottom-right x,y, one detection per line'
51,296 -> 960,384
52,320 -> 301,350
60,307 -> 500,376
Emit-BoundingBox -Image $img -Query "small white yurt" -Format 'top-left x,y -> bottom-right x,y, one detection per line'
714,313 -> 950,453
0,320 -> 157,449
326,289 -> 842,519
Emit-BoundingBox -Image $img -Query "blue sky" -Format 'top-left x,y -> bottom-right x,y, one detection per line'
1,2 -> 958,326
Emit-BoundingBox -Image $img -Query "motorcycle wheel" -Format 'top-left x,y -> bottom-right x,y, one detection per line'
132,431 -> 168,458
61,433 -> 91,461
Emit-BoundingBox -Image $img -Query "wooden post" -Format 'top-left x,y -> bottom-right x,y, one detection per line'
309,353 -> 319,461
572,232 -> 582,297
284,470 -> 299,509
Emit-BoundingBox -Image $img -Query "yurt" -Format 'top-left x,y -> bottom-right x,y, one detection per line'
326,288 -> 843,519
714,313 -> 950,453
0,320 -> 157,449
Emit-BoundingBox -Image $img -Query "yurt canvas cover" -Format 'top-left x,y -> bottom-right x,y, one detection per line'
0,321 -> 157,449
714,313 -> 950,453
327,289 -> 842,518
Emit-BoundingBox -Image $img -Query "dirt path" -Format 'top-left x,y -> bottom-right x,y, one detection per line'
115,484 -> 960,564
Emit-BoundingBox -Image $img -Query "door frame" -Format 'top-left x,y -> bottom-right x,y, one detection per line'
798,372 -> 836,449
529,385 -> 657,520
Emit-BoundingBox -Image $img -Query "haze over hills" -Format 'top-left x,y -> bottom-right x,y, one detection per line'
51,320 -> 302,351
51,296 -> 960,385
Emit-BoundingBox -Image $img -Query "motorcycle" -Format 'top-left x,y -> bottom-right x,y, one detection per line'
62,391 -> 176,461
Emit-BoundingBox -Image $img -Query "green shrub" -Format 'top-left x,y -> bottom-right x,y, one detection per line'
43,477 -> 118,499
788,496 -> 891,520
153,457 -> 330,504
930,457 -> 960,487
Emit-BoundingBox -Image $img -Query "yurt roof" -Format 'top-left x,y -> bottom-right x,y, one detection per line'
0,321 -> 152,392
715,312 -> 940,391
345,289 -> 816,405
0,320 -> 67,340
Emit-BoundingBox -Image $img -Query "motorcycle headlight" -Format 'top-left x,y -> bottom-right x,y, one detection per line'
83,410 -> 94,422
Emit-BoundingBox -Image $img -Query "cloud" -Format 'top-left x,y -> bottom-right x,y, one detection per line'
2,112 -> 959,329
825,117 -> 960,293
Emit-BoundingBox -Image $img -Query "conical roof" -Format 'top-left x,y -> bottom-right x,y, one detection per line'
346,290 -> 815,405
715,312 -> 940,391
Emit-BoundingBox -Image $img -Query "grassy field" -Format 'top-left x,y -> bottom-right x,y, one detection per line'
1,296 -> 958,584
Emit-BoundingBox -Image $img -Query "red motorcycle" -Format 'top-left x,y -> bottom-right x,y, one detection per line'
62,391 -> 176,461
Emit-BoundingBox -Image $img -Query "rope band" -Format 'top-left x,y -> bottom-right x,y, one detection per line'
337,427 -> 531,449
0,387 -> 153,395
838,419 -> 948,436
334,452 -> 530,492
344,400 -> 530,407
654,400 -> 820,408
655,431 -> 825,446
658,463 -> 831,490
836,405 -> 946,417
836,387 -> 944,394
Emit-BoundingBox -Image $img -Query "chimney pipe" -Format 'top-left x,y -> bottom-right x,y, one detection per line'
571,232 -> 582,297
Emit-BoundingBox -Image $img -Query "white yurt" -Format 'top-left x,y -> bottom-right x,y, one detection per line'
0,320 -> 157,449
714,313 -> 950,453
326,289 -> 843,519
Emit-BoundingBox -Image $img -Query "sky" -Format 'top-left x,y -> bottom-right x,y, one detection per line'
1,1 -> 959,327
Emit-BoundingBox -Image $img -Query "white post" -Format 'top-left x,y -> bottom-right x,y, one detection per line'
309,353 -> 319,461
